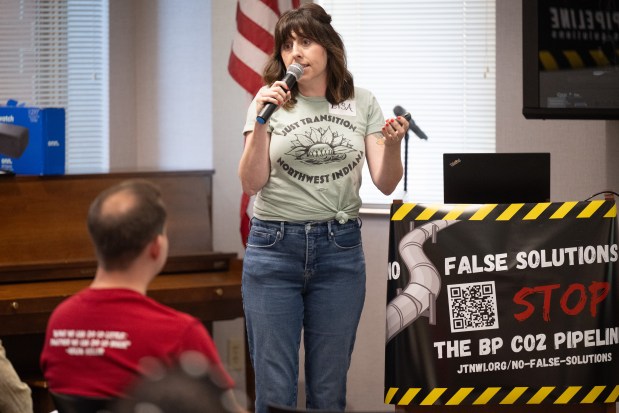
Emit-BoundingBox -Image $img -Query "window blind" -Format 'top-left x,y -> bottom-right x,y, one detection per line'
0,0 -> 109,174
317,0 -> 496,205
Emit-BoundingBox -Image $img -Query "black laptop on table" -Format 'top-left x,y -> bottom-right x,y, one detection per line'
443,152 -> 550,204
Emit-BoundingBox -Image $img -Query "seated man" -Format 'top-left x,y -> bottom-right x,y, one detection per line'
40,180 -> 244,411
0,339 -> 33,413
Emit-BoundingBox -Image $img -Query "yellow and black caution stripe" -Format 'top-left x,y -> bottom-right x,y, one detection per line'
385,384 -> 619,406
391,200 -> 617,222
539,49 -> 619,71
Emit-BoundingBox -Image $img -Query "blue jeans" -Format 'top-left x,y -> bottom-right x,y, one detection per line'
242,218 -> 366,413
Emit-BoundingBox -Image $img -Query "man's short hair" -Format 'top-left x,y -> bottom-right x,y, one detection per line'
87,179 -> 167,271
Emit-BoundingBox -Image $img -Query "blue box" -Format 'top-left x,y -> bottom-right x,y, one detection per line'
0,104 -> 65,175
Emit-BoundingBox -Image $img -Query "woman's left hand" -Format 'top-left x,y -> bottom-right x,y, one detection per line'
380,116 -> 410,146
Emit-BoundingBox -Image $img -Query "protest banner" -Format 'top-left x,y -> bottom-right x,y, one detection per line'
385,200 -> 619,407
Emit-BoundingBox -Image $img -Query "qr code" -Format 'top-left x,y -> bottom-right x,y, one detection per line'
447,281 -> 499,333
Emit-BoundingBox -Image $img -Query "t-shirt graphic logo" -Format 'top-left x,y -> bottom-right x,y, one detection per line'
285,126 -> 358,166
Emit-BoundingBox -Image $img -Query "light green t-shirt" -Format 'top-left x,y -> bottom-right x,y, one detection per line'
243,87 -> 384,223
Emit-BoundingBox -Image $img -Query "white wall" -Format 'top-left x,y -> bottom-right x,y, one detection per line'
109,0 -> 136,168
110,0 -> 619,410
110,0 -> 215,171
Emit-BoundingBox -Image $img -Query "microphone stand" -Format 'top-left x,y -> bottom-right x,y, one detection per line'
403,129 -> 410,193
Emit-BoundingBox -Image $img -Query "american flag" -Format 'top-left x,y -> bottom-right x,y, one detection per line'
228,0 -> 300,247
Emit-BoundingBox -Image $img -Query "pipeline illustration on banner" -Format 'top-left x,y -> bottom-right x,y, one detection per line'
386,220 -> 459,343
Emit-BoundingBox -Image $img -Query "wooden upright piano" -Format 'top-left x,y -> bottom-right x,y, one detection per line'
0,170 -> 244,413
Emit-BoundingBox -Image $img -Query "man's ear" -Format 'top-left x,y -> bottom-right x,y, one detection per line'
148,235 -> 162,260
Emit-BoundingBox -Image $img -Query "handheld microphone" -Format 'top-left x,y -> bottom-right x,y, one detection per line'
256,63 -> 304,124
394,105 -> 428,140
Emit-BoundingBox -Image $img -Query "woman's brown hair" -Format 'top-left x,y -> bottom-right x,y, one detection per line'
263,3 -> 354,109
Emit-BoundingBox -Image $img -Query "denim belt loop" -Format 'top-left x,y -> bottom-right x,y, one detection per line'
327,220 -> 333,239
279,221 -> 285,239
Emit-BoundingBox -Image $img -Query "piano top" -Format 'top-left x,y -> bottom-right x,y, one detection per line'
0,170 -> 235,284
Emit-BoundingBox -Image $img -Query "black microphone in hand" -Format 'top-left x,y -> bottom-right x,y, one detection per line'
393,105 -> 428,140
256,63 -> 304,124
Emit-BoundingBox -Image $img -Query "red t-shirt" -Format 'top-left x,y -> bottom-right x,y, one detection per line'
40,288 -> 234,397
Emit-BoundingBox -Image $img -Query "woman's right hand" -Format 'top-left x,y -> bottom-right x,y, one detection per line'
255,81 -> 291,117
240,83 -> 289,195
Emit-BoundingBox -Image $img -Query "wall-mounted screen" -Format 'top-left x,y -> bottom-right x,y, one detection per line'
522,0 -> 619,119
